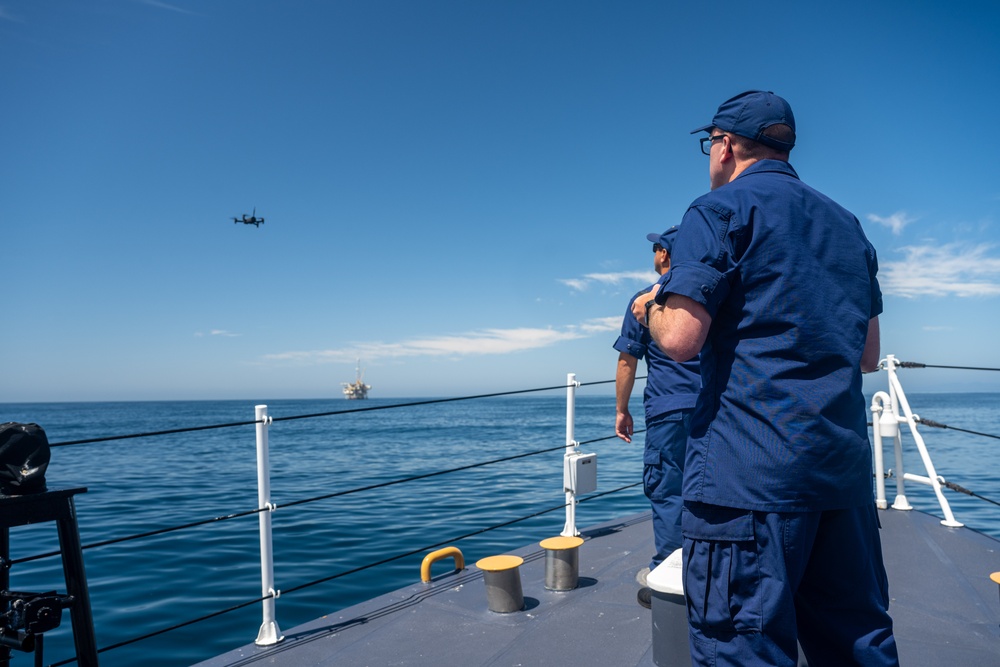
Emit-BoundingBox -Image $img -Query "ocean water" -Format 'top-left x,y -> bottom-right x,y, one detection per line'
1,389 -> 999,667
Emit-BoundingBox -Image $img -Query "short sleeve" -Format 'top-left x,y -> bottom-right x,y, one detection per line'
612,291 -> 650,360
654,204 -> 734,319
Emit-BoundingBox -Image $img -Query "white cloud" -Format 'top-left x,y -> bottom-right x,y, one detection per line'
263,319 -> 619,364
574,317 -> 621,334
559,270 -> 657,292
558,278 -> 590,291
195,329 -> 241,338
867,211 -> 915,235
881,243 -> 1000,298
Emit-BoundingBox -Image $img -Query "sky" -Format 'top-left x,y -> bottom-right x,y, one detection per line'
3,0 -> 1000,403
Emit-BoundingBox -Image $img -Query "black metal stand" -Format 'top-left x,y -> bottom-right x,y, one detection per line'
0,488 -> 99,667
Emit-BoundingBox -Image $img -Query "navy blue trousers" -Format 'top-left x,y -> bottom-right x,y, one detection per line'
682,501 -> 899,666
643,409 -> 692,569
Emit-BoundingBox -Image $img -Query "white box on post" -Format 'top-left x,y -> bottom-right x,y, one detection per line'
564,452 -> 597,494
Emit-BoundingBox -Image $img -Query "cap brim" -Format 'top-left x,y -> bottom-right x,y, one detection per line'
690,123 -> 713,135
646,233 -> 661,243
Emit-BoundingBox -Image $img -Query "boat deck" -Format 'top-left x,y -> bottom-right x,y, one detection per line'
194,508 -> 1000,667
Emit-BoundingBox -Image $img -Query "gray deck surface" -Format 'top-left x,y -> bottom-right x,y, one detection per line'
194,508 -> 1000,667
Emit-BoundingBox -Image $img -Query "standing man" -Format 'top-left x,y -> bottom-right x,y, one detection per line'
614,227 -> 700,606
634,91 -> 897,665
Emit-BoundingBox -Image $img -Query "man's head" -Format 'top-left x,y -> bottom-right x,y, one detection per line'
693,90 -> 796,189
646,226 -> 679,275
693,90 -> 795,151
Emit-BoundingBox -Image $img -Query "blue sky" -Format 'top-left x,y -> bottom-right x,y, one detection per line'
3,0 -> 1000,403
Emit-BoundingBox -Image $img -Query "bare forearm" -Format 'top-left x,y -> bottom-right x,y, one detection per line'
648,294 -> 711,362
615,354 -> 638,412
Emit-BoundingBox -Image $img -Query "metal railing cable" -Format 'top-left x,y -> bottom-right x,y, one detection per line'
876,470 -> 1000,510
27,378 -> 627,664
913,416 -> 1000,441
879,470 -> 1000,509
268,379 -> 617,424
49,379 -> 617,448
940,480 -> 1000,507
280,481 -> 640,596
866,417 -> 1000,441
12,435 -> 624,567
48,482 -> 642,665
278,442 -> 569,511
897,361 -> 1000,372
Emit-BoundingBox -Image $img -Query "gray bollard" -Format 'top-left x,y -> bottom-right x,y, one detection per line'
648,548 -> 691,667
539,535 -> 584,591
475,555 -> 525,613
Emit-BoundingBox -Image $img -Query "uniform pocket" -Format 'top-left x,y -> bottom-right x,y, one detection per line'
642,410 -> 687,465
682,503 -> 762,636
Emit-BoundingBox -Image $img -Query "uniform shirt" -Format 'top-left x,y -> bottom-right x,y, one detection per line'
656,160 -> 883,512
614,287 -> 701,422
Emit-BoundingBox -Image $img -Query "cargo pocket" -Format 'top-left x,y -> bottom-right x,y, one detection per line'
642,410 -> 685,466
682,503 -> 762,637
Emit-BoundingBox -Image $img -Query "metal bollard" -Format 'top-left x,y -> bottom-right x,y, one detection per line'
475,555 -> 524,613
539,536 -> 583,591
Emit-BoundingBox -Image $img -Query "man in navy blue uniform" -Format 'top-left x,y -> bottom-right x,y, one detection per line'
634,91 -> 898,666
613,228 -> 700,602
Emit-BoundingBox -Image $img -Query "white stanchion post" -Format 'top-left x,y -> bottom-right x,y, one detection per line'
562,374 -> 579,537
871,391 -> 892,510
885,356 -> 912,511
254,405 -> 283,646
887,373 -> 963,527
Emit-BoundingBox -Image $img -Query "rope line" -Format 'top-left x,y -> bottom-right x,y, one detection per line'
270,379 -> 616,425
875,472 -> 1000,511
942,480 -> 1000,507
50,417 -> 260,447
914,417 -> 1000,441
9,506 -> 266,566
278,443 -> 569,511
898,361 -> 1000,372
49,379 -> 615,447
49,483 -> 641,664
878,471 -> 1000,508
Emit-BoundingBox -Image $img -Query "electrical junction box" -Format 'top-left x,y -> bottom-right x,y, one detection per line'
564,452 -> 597,494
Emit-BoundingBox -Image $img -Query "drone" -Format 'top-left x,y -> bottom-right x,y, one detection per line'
232,207 -> 264,227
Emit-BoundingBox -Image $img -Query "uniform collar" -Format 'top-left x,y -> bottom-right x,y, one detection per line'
735,159 -> 799,181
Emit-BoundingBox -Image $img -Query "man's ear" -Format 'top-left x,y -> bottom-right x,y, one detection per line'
719,135 -> 735,163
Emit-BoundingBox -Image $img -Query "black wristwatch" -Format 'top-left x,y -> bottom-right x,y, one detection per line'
644,298 -> 656,323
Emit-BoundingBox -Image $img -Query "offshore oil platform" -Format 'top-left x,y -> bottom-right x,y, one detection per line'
341,360 -> 371,399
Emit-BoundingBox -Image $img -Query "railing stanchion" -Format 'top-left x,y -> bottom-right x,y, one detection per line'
887,372 -> 963,526
254,405 -> 283,646
562,374 -> 579,537
885,356 -> 912,511
871,391 -> 891,510
875,355 -> 963,527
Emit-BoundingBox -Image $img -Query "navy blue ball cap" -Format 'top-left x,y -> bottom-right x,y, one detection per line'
691,90 -> 796,151
646,226 -> 679,253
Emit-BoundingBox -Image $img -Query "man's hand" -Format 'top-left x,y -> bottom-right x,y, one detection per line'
615,410 -> 634,443
630,284 -> 661,326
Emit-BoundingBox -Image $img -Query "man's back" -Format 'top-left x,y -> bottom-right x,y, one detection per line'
667,159 -> 881,512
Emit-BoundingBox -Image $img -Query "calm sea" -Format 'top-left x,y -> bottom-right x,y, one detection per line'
1,390 -> 999,667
